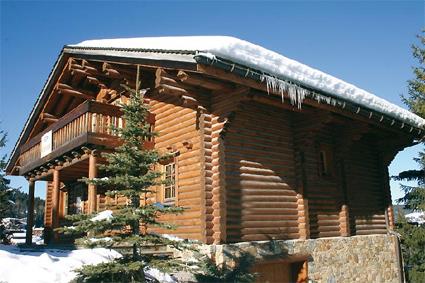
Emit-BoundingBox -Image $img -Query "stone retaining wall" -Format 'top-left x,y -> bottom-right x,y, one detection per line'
178,234 -> 402,282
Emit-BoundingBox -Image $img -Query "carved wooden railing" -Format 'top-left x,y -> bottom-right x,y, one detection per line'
19,101 -> 123,170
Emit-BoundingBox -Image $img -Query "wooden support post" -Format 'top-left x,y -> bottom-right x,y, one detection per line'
88,152 -> 98,214
25,179 -> 35,245
52,170 -> 60,233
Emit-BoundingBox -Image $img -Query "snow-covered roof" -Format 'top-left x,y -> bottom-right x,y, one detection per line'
72,36 -> 425,128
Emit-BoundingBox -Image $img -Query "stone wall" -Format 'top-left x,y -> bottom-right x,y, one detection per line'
178,234 -> 402,283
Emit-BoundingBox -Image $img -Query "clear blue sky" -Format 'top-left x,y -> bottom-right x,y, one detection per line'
1,1 -> 424,200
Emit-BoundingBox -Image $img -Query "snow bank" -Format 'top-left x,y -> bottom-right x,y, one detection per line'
0,245 -> 179,283
72,36 -> 425,128
0,245 -> 121,283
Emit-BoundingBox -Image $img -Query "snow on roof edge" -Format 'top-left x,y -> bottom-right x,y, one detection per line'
71,36 -> 425,129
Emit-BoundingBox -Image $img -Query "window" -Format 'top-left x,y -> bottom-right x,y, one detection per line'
318,143 -> 334,177
163,162 -> 176,205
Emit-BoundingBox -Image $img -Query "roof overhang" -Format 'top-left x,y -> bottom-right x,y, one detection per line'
6,45 -> 424,175
5,47 -> 199,175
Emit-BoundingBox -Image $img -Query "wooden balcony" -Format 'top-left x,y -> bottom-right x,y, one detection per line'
18,101 -> 122,175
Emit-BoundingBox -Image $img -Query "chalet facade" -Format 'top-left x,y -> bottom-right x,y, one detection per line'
6,36 -> 424,282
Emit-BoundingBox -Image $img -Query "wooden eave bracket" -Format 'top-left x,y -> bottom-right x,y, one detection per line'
155,68 -> 200,108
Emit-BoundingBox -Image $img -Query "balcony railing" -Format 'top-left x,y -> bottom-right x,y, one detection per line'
19,101 -> 122,174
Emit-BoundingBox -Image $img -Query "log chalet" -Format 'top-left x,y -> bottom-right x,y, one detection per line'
6,36 -> 424,282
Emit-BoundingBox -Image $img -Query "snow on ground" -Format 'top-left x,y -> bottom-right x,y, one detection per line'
0,245 -> 121,283
72,36 -> 425,128
0,244 -> 178,283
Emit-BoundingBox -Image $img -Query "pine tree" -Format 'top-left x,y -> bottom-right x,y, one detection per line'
396,30 -> 425,212
394,30 -> 425,282
59,74 -> 188,282
0,128 -> 13,222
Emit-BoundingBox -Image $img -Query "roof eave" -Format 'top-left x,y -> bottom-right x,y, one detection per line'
5,48 -> 199,175
6,49 -> 68,175
194,54 -> 424,137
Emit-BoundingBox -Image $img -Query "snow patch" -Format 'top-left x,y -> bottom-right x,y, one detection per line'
145,267 -> 177,283
72,36 -> 425,128
88,237 -> 113,243
91,210 -> 113,222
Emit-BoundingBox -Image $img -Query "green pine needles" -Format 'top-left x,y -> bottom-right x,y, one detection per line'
394,30 -> 425,282
59,84 -> 186,282
0,128 -> 13,223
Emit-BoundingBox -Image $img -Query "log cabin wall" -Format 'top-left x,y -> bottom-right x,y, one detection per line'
299,124 -> 343,239
223,101 -> 299,243
345,136 -> 388,235
19,55 -> 401,245
205,90 -> 252,244
147,91 -> 205,241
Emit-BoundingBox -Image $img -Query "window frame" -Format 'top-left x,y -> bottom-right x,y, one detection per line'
162,158 -> 178,206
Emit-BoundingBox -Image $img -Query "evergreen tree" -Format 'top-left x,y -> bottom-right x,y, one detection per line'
394,30 -> 425,282
0,128 -> 13,222
396,30 -> 425,212
59,79 -> 189,282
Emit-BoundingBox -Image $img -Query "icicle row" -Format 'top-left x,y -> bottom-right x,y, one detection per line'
260,74 -> 340,109
261,74 -> 309,109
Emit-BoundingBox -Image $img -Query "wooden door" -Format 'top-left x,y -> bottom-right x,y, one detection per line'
252,260 -> 307,283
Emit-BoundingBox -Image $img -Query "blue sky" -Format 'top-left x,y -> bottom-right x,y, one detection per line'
0,1 -> 424,200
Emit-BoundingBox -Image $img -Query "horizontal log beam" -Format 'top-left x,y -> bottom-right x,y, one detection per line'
157,83 -> 188,97
177,70 -> 231,91
55,83 -> 94,100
